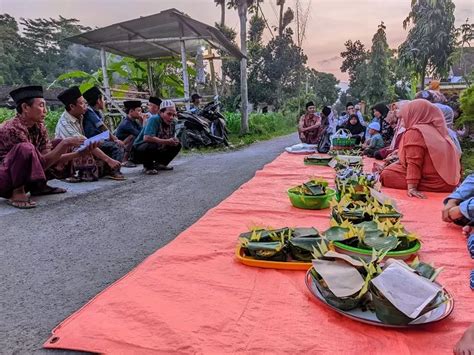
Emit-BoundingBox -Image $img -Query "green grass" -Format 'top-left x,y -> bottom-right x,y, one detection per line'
225,111 -> 297,147
0,108 -> 297,148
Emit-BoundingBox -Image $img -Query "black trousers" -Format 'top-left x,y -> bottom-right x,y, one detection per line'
133,142 -> 181,169
100,140 -> 125,162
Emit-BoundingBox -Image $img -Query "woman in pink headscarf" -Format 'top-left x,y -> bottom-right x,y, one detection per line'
380,99 -> 461,198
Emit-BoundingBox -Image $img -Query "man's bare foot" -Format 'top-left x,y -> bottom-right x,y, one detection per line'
455,324 -> 474,355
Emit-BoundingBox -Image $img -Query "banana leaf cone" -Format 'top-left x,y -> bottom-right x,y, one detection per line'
310,268 -> 361,311
245,241 -> 287,261
370,283 -> 447,326
370,283 -> 414,325
289,237 -> 323,261
374,212 -> 403,223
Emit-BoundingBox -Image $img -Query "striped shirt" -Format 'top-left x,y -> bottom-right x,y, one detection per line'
55,110 -> 85,139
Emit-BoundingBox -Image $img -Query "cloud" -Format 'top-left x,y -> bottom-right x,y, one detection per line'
317,56 -> 340,65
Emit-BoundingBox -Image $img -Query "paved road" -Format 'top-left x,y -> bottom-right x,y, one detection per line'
0,134 -> 298,354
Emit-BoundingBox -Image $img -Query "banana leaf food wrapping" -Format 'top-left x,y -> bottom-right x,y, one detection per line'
323,218 -> 420,254
239,227 -> 322,262
308,248 -> 450,325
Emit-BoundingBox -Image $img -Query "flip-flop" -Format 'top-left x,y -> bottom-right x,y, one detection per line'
471,270 -> 474,290
156,164 -> 174,171
6,198 -> 37,209
65,176 -> 83,183
144,169 -> 158,175
30,185 -> 67,196
104,174 -> 127,181
121,161 -> 137,168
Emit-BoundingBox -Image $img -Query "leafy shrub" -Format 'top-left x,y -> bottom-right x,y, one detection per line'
459,85 -> 474,124
0,107 -> 62,136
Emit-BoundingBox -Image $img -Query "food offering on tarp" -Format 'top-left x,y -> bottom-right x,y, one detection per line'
331,129 -> 358,151
304,154 -> 333,166
335,167 -> 378,200
323,218 -> 421,261
306,245 -> 453,327
287,178 -> 337,210
331,196 -> 403,224
236,227 -> 323,269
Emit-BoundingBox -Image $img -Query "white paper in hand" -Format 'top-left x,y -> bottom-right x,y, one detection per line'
76,130 -> 109,152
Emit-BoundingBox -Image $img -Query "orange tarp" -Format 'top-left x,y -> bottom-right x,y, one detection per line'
44,153 -> 473,354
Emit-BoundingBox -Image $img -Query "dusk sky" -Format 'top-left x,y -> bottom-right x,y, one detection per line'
2,0 -> 473,83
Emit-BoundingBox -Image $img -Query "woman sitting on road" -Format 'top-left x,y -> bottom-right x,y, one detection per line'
343,114 -> 365,144
374,100 -> 409,160
380,99 -> 461,198
298,101 -> 323,144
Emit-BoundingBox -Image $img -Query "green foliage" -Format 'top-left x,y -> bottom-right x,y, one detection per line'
225,111 -> 296,145
0,14 -> 100,85
459,85 -> 474,124
365,23 -> 391,106
307,69 -> 340,107
398,0 -> 456,87
0,107 -> 61,136
340,40 -> 370,101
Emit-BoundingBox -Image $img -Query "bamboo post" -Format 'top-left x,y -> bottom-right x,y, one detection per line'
180,40 -> 190,110
100,48 -> 111,99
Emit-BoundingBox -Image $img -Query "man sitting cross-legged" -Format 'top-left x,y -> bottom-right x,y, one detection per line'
82,86 -> 125,164
132,100 -> 181,175
55,86 -> 124,181
0,86 -> 96,209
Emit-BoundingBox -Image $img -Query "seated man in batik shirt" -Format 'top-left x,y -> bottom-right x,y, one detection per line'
0,86 -> 93,209
132,100 -> 181,175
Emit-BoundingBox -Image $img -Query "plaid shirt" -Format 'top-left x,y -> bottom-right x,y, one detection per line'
55,110 -> 85,139
0,114 -> 51,162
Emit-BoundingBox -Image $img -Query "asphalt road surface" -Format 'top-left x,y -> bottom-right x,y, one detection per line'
0,133 -> 298,354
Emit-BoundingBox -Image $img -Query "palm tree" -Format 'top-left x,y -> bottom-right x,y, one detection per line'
214,0 -> 226,27
234,0 -> 255,134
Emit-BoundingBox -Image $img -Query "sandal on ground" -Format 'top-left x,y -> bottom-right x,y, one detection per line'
144,169 -> 158,175
30,185 -> 67,196
104,173 -> 127,181
155,164 -> 174,171
121,161 -> 137,168
7,198 -> 37,209
65,176 -> 83,183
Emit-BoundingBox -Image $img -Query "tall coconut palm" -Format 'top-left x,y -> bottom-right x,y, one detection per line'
214,0 -> 226,27
234,0 -> 255,134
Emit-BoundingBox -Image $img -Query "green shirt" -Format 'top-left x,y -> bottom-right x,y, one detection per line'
133,114 -> 174,147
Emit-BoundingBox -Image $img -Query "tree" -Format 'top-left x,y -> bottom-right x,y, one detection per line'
261,28 -> 307,108
450,19 -> 474,84
214,0 -> 227,26
365,22 -> 391,105
307,69 -> 340,107
235,0 -> 256,134
340,40 -> 369,101
398,0 -> 456,89
0,14 -> 22,84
